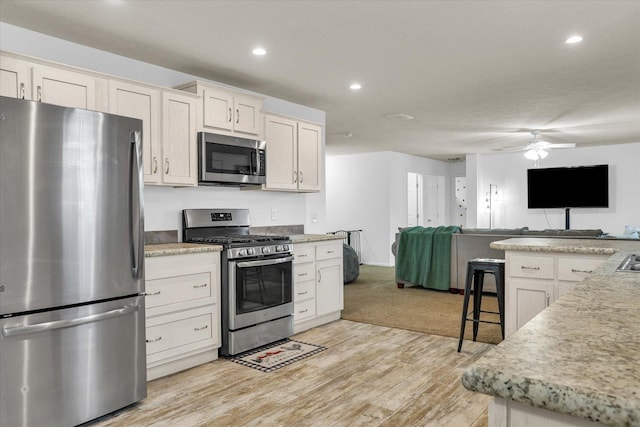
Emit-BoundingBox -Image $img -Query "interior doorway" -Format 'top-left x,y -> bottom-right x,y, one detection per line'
425,174 -> 446,226
407,172 -> 423,226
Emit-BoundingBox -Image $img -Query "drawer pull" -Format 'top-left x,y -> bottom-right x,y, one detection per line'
571,268 -> 593,274
298,254 -> 307,258
520,265 -> 540,270
146,336 -> 162,343
297,291 -> 308,296
145,290 -> 161,296
327,250 -> 334,254
193,283 -> 208,289
194,325 -> 209,331
299,309 -> 309,314
298,272 -> 308,277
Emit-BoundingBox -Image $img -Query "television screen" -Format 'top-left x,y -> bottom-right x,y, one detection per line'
527,164 -> 609,209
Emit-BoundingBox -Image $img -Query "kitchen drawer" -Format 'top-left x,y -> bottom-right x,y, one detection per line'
293,244 -> 315,264
316,241 -> 342,261
146,310 -> 213,356
557,256 -> 606,282
509,255 -> 554,280
146,272 -> 212,309
294,262 -> 315,283
294,299 -> 316,321
294,279 -> 316,302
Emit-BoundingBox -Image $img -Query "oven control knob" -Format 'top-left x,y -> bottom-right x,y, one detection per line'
238,249 -> 247,257
276,245 -> 283,252
262,247 -> 270,254
282,244 -> 289,251
247,248 -> 255,255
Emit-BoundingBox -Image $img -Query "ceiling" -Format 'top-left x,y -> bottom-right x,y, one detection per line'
1,0 -> 639,161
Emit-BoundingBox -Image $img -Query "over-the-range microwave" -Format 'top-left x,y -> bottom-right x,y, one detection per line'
198,132 -> 266,186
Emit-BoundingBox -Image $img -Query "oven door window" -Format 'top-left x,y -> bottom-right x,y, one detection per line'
206,143 -> 257,175
235,258 -> 292,315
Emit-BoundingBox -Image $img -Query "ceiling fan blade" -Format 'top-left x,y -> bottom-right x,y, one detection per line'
547,143 -> 576,149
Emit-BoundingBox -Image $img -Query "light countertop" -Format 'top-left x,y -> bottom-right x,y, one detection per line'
144,243 -> 223,257
462,238 -> 640,426
289,234 -> 345,243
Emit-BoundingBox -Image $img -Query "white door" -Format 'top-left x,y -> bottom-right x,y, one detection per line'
425,175 -> 446,226
407,172 -> 423,226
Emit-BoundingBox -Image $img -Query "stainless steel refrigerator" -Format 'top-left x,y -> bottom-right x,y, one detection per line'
0,96 -> 146,427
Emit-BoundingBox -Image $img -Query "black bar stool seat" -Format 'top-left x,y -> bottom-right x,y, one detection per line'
457,258 -> 505,352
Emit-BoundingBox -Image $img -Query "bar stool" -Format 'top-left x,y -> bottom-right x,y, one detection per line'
457,258 -> 505,352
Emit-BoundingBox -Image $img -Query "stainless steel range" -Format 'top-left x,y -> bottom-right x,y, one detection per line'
182,209 -> 293,356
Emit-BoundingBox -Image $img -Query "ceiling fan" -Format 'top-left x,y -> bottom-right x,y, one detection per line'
499,130 -> 576,160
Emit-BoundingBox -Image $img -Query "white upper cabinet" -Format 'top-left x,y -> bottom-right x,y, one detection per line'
160,91 -> 198,186
109,81 -> 161,184
177,81 -> 263,138
0,55 -> 30,99
1,53 -> 107,111
264,114 -> 322,192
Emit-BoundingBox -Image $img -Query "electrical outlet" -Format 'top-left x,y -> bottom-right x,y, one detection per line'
271,208 -> 277,221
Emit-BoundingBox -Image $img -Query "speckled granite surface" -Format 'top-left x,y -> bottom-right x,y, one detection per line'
462,239 -> 640,427
490,237 -> 625,255
289,234 -> 345,243
144,243 -> 222,257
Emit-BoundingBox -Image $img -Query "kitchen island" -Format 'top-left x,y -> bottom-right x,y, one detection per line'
462,238 -> 640,427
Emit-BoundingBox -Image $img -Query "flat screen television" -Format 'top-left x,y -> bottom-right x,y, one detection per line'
527,164 -> 609,209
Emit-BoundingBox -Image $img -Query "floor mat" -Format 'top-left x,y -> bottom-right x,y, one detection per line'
229,339 -> 326,373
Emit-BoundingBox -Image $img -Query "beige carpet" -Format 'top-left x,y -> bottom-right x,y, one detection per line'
342,265 -> 503,345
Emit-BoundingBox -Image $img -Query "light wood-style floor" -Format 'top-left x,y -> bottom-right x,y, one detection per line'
91,320 -> 493,427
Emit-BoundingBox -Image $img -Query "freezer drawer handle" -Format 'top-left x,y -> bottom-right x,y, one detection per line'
2,305 -> 140,337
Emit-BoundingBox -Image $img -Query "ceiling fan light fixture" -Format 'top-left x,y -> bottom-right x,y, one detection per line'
538,148 -> 548,159
524,149 -> 539,160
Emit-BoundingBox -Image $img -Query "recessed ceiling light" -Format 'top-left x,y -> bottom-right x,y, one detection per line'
565,35 -> 583,44
349,83 -> 362,90
252,47 -> 267,56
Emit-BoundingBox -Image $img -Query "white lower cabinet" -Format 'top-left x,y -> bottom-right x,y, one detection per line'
145,251 -> 220,380
505,251 -> 607,337
293,240 -> 343,333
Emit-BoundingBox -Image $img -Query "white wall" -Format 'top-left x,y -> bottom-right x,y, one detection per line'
468,142 -> 640,234
0,23 -> 326,235
326,151 -> 460,266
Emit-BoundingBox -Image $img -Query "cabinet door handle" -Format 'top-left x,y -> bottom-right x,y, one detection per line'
145,290 -> 161,296
299,170 -> 304,183
293,170 -> 298,183
146,336 -> 162,343
194,325 -> 209,331
236,109 -> 240,124
571,268 -> 593,274
318,270 -> 322,282
165,158 -> 170,174
520,265 -> 540,270
546,293 -> 551,307
152,156 -> 158,174
37,85 -> 42,102
19,83 -> 25,99
228,107 -> 232,123
193,283 -> 208,289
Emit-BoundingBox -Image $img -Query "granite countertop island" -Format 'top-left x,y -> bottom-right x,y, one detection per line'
462,238 -> 640,427
144,242 -> 223,257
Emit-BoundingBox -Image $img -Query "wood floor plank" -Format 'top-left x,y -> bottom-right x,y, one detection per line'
90,320 -> 492,427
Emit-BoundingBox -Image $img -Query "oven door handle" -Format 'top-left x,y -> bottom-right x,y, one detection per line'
236,256 -> 294,268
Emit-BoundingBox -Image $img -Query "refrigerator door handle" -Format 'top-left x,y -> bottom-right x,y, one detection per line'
2,305 -> 140,337
129,130 -> 144,279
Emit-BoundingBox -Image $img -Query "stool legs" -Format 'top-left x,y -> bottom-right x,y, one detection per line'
457,263 -> 474,352
495,270 -> 505,340
472,270 -> 485,342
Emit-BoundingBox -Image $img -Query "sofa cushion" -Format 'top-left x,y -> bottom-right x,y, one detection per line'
459,227 -> 527,235
521,229 -> 603,237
